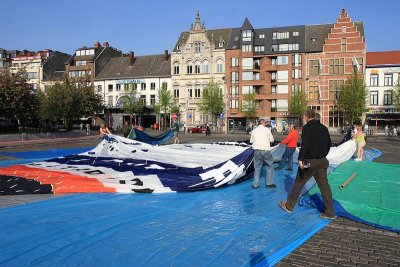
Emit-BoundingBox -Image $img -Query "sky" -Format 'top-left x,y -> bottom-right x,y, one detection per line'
1,0 -> 399,56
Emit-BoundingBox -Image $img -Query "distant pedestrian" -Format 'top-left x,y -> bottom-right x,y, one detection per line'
171,118 -> 180,144
122,121 -> 131,138
275,124 -> 298,171
205,124 -> 211,136
86,123 -> 90,136
385,125 -> 389,136
279,109 -> 335,220
364,124 -> 369,135
393,126 -> 398,138
250,118 -> 275,189
80,123 -> 84,132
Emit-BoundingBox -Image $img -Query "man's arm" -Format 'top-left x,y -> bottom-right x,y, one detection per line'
298,126 -> 310,161
326,128 -> 332,153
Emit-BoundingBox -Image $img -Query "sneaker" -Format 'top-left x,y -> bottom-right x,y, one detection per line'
266,184 -> 277,188
354,158 -> 362,162
320,213 -> 336,220
252,185 -> 259,189
279,201 -> 293,213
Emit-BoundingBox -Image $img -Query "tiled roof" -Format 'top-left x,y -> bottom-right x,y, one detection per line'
366,51 -> 400,66
173,28 -> 233,52
95,53 -> 171,80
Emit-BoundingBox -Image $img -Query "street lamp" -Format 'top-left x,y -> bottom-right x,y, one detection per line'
222,76 -> 228,134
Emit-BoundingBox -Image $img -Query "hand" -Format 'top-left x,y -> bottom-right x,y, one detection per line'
299,160 -> 304,170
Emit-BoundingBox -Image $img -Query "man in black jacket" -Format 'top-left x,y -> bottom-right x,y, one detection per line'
279,109 -> 335,219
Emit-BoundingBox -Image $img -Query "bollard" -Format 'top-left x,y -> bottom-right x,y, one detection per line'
21,133 -> 27,141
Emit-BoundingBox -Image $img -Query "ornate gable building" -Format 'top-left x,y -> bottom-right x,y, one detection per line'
171,12 -> 232,129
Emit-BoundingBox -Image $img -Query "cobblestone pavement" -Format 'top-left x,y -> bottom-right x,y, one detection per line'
1,131 -> 399,265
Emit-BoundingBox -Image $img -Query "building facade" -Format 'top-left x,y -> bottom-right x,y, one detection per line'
65,42 -> 122,86
94,51 -> 171,129
10,49 -> 70,92
365,51 -> 400,128
171,12 -> 232,130
225,8 -> 365,130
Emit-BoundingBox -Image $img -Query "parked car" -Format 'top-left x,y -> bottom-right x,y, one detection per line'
188,125 -> 206,134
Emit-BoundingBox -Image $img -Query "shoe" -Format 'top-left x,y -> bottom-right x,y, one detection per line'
320,213 -> 336,220
354,158 -> 362,162
279,201 -> 293,213
252,185 -> 259,189
266,184 -> 277,188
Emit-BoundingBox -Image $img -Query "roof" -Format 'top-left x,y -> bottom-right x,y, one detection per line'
173,28 -> 233,52
95,53 -> 171,80
366,51 -> 400,66
241,18 -> 253,30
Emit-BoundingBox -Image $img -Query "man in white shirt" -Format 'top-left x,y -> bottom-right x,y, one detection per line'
250,118 -> 276,189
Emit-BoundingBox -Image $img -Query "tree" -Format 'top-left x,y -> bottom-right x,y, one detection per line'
289,88 -> 307,125
240,93 -> 257,124
198,80 -> 225,127
119,84 -> 144,126
155,83 -> 173,130
38,76 -> 103,129
338,70 -> 367,124
393,82 -> 400,112
0,68 -> 39,125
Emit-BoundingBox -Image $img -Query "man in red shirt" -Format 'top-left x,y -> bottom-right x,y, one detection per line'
276,124 -> 298,171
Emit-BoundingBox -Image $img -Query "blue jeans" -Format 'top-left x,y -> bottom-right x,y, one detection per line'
253,149 -> 274,187
278,147 -> 296,170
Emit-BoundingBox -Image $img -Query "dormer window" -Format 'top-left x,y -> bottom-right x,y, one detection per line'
259,34 -> 265,39
311,36 -> 317,42
242,30 -> 252,41
176,45 -> 180,51
218,42 -> 224,48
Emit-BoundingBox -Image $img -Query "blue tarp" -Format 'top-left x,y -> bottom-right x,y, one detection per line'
129,129 -> 174,145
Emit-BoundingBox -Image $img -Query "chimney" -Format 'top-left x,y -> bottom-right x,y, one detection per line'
94,42 -> 101,48
102,42 -> 109,47
164,50 -> 169,61
128,51 -> 134,66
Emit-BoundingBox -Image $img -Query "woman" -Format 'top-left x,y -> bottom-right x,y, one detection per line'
99,123 -> 111,137
353,124 -> 365,161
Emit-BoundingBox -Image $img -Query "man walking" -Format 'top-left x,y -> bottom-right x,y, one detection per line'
279,109 -> 335,219
276,124 -> 298,171
172,118 -> 180,144
250,118 -> 275,189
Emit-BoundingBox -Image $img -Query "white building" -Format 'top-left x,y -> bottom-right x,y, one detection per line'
94,51 -> 171,129
365,51 -> 400,128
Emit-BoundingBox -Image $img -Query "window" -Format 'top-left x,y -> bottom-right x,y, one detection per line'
195,87 -> 201,98
277,100 -> 288,112
242,45 -> 252,52
140,95 -> 146,105
293,31 -> 299,36
272,43 -> 299,51
162,82 -> 167,89
195,61 -> 201,74
218,42 -> 224,48
231,72 -> 239,83
187,61 -> 193,74
97,85 -> 102,92
108,84 -> 113,92
308,80 -> 319,100
274,85 -> 288,94
370,74 -> 378,86
173,62 -> 179,75
276,70 -> 288,82
308,60 -> 319,75
241,100 -> 254,111
174,86 -> 179,98
384,74 -> 393,86
242,30 -> 252,41
341,38 -> 347,52
141,83 -> 146,90
76,60 -> 87,66
272,31 -> 289,40
194,42 -> 201,53
355,57 -> 364,73
291,84 -> 302,93
328,106 -> 344,127
329,58 -> 344,74
26,72 -> 38,79
150,95 -> 156,105
202,60 -> 209,73
242,86 -> 254,94
271,100 -> 276,112
230,99 -> 239,109
116,84 -> 121,91
242,72 -> 253,81
242,58 -> 253,70
259,34 -> 265,39
188,87 -> 193,98
216,59 -> 224,73
231,58 -> 239,67
254,46 -> 265,52
370,91 -> 378,105
108,96 -> 113,107
328,80 -> 344,100
383,90 -> 393,105
150,83 -> 156,90
292,69 -> 302,79
230,86 -> 238,97
272,56 -> 288,65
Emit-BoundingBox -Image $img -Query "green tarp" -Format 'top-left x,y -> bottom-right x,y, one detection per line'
308,161 -> 400,231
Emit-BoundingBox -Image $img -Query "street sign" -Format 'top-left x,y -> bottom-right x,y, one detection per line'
187,114 -> 192,119
219,113 -> 224,119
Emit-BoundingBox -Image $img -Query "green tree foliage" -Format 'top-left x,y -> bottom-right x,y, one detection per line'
119,84 -> 144,125
338,70 -> 367,124
198,80 -> 225,125
38,77 -> 103,128
155,83 -> 173,130
0,68 -> 38,125
393,83 -> 400,112
289,88 -> 308,125
240,93 -> 257,120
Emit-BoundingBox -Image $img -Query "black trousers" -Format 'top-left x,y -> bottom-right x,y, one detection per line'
286,157 -> 335,217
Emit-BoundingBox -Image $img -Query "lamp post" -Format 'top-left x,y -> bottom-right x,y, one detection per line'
222,76 -> 228,134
